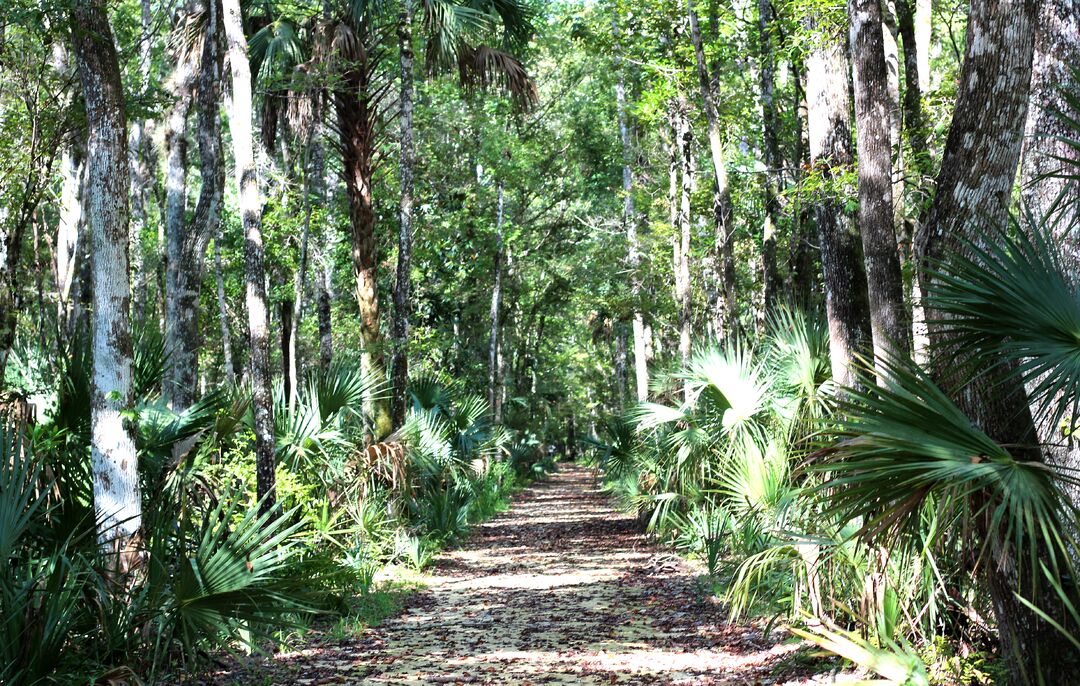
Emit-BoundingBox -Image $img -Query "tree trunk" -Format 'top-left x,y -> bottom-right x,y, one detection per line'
914,1 -> 1074,681
756,0 -> 782,319
222,0 -> 276,514
613,17 -> 649,403
279,297 -> 293,403
849,0 -> 911,363
335,60 -> 393,439
687,0 -> 737,338
213,221 -> 235,382
674,100 -> 693,385
805,16 -> 872,388
1020,0 -> 1079,232
166,0 -> 223,411
1019,0 -> 1080,589
488,183 -> 505,423
895,0 -> 930,261
57,146 -> 84,329
71,0 -> 141,549
789,59 -> 817,309
162,7 -> 198,355
128,0 -> 155,326
391,0 -> 416,428
880,2 -> 905,232
914,0 -> 931,92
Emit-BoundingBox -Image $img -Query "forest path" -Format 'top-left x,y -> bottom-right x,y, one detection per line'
266,465 -> 846,685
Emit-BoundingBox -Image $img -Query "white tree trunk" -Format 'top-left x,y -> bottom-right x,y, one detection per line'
613,18 -> 649,403
222,0 -> 276,512
71,0 -> 141,548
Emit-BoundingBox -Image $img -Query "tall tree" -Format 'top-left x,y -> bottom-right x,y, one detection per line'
913,1 -> 1072,681
488,182 -> 505,422
805,14 -> 872,387
70,0 -> 141,548
686,0 -> 736,337
849,0 -> 910,362
222,0 -> 276,513
756,0 -> 782,318
165,0 -> 224,411
613,16 -> 649,402
391,0 -> 416,427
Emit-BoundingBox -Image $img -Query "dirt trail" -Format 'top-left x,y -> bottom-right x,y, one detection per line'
252,465 -> 850,685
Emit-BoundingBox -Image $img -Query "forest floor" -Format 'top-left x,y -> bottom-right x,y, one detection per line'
212,464 -> 856,685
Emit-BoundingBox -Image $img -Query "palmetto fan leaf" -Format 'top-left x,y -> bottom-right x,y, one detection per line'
812,353 -> 1080,582
171,493 -> 316,650
924,218 -> 1080,432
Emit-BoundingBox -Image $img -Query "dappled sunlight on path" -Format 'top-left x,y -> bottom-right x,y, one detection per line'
229,465 -> 854,685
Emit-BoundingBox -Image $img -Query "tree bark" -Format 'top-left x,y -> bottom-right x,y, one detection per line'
914,0 -> 931,92
687,0 -> 737,338
789,59 -> 817,309
1019,0 -> 1080,581
805,16 -> 872,388
756,0 -> 782,319
488,183 -> 505,423
162,6 -> 198,353
613,17 -> 649,403
70,0 -> 142,548
128,0 -> 155,325
166,0 -> 223,411
914,1 -> 1074,681
213,221 -> 235,382
674,99 -> 693,385
391,0 -> 416,428
222,0 -> 277,514
334,55 -> 393,439
849,0 -> 911,363
895,0 -> 930,266
1020,0 -> 1080,232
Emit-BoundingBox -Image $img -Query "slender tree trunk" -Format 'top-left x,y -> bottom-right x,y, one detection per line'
613,18 -> 649,403
674,100 -> 693,382
128,0 -> 155,325
849,0 -> 911,363
756,0 -> 782,318
687,0 -> 736,337
57,146 -> 84,328
166,0 -> 223,411
805,16 -> 872,388
915,2 -> 1074,681
316,133 -> 333,372
71,0 -> 141,549
162,9 -> 198,350
222,0 -> 276,514
488,183 -> 505,422
279,297 -> 293,403
317,241 -> 334,371
880,2 -> 905,232
895,0 -> 930,254
789,60 -> 816,309
288,127 -> 323,407
335,65 -> 392,439
213,222 -> 235,381
391,0 -> 416,427
914,0 -> 931,92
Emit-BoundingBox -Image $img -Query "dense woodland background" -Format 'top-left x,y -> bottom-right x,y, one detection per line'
2,0 -> 1080,683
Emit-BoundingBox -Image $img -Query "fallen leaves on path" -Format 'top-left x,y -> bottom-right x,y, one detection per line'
212,465 -> 856,685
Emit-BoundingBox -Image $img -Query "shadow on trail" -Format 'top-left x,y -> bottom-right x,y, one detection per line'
217,465 -> 851,685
